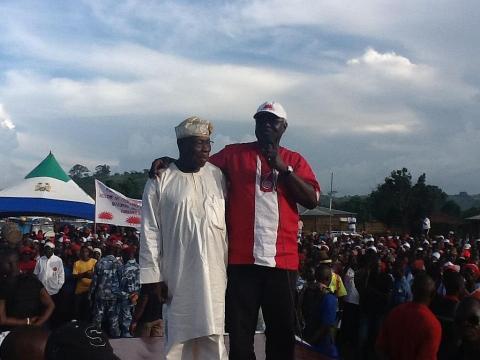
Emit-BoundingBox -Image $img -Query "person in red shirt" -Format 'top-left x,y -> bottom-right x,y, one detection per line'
376,272 -> 442,360
149,101 -> 320,360
35,230 -> 45,241
17,246 -> 37,274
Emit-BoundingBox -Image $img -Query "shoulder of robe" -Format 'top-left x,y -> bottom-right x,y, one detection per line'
205,162 -> 224,178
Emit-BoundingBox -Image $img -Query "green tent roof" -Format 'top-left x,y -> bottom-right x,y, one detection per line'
24,152 -> 71,182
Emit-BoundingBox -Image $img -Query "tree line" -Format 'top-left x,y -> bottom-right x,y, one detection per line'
70,164 -> 479,232
69,164 -> 148,200
336,168 -> 478,233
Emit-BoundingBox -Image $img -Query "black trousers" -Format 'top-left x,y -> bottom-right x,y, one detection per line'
226,265 -> 297,360
74,292 -> 91,322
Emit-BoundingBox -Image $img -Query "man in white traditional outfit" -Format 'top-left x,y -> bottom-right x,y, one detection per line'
140,116 -> 228,360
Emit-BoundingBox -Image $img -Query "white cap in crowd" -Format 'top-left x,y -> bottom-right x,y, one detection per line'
254,101 -> 287,120
443,262 -> 461,272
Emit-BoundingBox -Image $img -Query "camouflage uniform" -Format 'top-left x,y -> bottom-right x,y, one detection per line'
89,254 -> 122,337
118,259 -> 141,337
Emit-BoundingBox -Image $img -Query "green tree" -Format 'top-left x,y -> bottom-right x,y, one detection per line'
463,206 -> 480,218
118,177 -> 141,199
408,173 -> 447,224
370,168 -> 412,229
441,200 -> 461,217
369,169 -> 449,232
69,164 -> 90,179
94,164 -> 111,177
337,195 -> 371,227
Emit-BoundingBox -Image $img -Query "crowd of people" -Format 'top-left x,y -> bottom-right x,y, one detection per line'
0,222 -> 163,344
296,229 -> 480,359
2,219 -> 479,359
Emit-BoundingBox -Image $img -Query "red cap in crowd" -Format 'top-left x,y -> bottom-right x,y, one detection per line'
20,246 -> 33,255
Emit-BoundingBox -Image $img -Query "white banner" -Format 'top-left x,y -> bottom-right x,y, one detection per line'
95,179 -> 142,228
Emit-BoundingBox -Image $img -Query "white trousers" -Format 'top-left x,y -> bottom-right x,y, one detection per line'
165,335 -> 228,360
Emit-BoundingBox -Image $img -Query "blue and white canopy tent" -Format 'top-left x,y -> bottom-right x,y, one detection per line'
0,152 -> 95,220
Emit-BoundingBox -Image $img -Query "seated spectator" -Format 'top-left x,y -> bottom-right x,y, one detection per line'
463,264 -> 480,294
356,252 -> 393,359
92,248 -> 102,261
33,242 -> 65,328
0,249 -> 55,331
339,253 -> 360,358
431,270 -> 465,359
18,246 -> 37,274
33,242 -> 65,298
45,320 -> 120,360
1,223 -> 22,251
376,272 -> 441,360
451,297 -> 480,359
118,247 -> 140,337
302,264 -> 339,359
56,252 -> 76,324
89,245 -> 122,337
318,252 -> 347,299
130,283 -> 164,337
298,266 -> 319,333
0,325 -> 49,360
73,246 -> 97,321
391,260 -> 412,308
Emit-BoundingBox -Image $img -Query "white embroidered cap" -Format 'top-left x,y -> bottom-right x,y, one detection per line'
175,116 -> 213,139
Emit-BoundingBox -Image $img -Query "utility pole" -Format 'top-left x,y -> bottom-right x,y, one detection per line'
328,172 -> 337,234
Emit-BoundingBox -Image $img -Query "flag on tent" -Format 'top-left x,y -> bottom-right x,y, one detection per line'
95,179 -> 142,228
0,152 -> 95,219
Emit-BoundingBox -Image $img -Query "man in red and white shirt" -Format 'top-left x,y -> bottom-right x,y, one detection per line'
150,101 -> 320,360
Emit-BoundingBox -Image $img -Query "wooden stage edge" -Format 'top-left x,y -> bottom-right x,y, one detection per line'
110,334 -> 331,360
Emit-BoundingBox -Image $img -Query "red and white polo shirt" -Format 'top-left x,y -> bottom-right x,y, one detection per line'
209,142 -> 320,270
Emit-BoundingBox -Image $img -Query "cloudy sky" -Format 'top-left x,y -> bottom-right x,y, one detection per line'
1,0 -> 479,196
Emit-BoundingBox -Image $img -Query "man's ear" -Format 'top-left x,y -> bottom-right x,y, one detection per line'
284,122 -> 288,130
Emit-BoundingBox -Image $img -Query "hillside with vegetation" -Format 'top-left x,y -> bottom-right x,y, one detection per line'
70,164 -> 480,225
70,164 -> 148,200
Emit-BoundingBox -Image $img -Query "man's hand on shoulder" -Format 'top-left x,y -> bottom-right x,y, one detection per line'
149,157 -> 175,179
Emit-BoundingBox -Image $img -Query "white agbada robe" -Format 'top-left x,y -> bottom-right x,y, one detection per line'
140,162 -> 228,355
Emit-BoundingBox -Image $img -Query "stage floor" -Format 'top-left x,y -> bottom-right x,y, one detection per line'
110,335 -> 330,360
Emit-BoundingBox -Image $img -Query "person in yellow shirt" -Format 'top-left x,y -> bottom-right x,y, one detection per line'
318,253 -> 347,298
73,246 -> 97,321
316,252 -> 348,347
330,271 -> 347,298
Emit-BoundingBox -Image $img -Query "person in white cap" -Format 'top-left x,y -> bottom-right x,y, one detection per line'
33,242 -> 65,297
422,216 -> 431,236
33,241 -> 64,328
92,247 -> 102,261
140,116 -> 228,360
148,102 -> 320,360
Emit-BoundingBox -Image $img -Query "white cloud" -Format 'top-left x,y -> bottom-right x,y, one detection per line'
1,1 -> 480,195
0,104 -> 15,130
347,48 -> 420,79
357,123 -> 412,134
0,104 -> 21,188
0,42 -> 302,123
